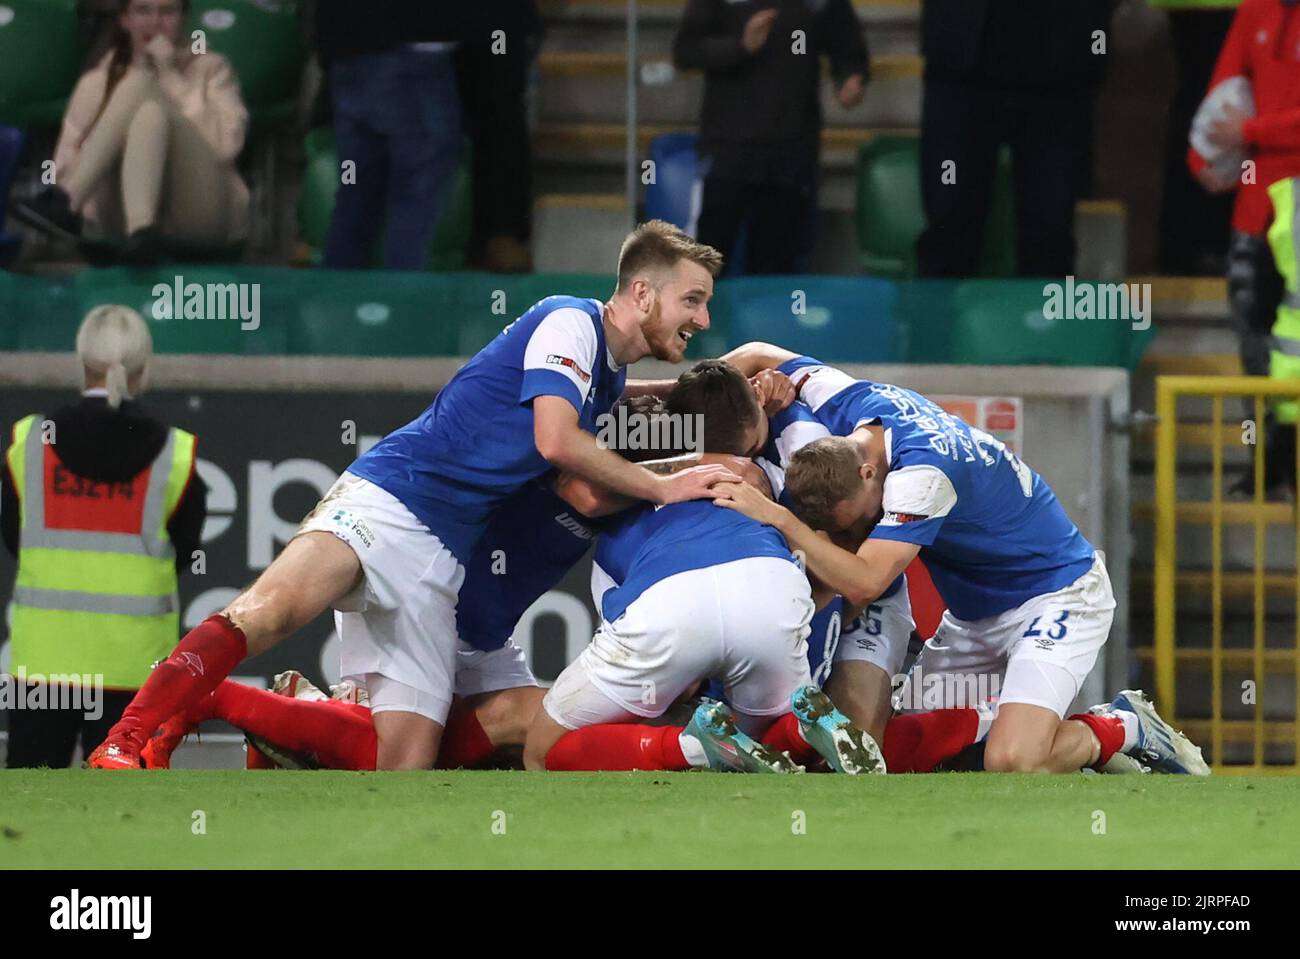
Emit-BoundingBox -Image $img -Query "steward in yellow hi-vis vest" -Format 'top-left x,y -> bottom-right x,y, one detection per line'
1267,176 -> 1300,425
6,413 -> 196,685
2,305 -> 206,769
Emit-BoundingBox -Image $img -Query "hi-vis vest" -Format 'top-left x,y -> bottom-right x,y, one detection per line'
5,414 -> 196,688
1267,176 -> 1300,424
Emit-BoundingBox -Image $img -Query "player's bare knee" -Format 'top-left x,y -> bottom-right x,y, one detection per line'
222,588 -> 297,652
984,739 -> 1052,774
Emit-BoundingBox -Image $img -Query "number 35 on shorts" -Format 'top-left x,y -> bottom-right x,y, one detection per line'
1023,610 -> 1069,646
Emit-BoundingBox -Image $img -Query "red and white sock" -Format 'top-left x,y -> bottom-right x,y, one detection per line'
110,614 -> 248,749
544,724 -> 691,771
1070,710 -> 1134,768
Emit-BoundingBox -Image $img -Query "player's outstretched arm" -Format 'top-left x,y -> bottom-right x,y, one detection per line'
713,480 -> 918,607
719,341 -> 801,378
534,395 -> 740,505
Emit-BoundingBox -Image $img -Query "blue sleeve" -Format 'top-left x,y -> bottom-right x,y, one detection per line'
777,355 -> 823,377
521,368 -> 584,413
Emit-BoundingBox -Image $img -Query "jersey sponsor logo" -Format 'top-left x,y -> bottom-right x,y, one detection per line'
882,510 -> 928,525
545,354 -> 592,383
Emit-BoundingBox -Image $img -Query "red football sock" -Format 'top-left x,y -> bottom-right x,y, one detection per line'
112,614 -> 248,749
545,724 -> 689,771
245,741 -> 276,770
203,681 -> 377,770
883,709 -> 980,773
1070,711 -> 1125,768
436,699 -> 497,769
760,712 -> 821,767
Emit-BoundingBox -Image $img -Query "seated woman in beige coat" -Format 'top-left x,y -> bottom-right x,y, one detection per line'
13,0 -> 250,262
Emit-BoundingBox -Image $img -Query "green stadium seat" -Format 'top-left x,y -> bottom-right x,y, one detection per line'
946,279 -> 1155,370
716,276 -> 900,364
186,0 -> 305,124
297,127 -> 474,271
855,135 -> 1016,280
71,266 -> 289,355
289,270 -> 463,356
0,0 -> 86,127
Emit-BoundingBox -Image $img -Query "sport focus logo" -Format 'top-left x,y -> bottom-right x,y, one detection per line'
545,355 -> 592,383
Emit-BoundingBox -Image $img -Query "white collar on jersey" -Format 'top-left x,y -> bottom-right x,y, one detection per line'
854,417 -> 892,466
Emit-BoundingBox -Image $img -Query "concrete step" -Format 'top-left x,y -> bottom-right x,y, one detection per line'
532,192 -> 635,273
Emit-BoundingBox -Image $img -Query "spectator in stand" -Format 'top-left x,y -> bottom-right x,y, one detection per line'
1188,0 -> 1300,494
1153,0 -> 1238,275
315,2 -> 468,271
674,0 -> 868,275
916,0 -> 1114,278
3,306 -> 206,768
456,1 -> 542,274
11,0 -> 249,265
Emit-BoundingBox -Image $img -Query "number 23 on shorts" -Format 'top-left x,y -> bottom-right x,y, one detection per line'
1023,610 -> 1069,641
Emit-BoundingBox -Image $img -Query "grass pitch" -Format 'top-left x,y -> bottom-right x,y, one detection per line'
1,770 -> 1296,869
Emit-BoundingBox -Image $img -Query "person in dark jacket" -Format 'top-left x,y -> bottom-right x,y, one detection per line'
675,0 -> 869,275
916,0 -> 1115,278
2,305 -> 206,767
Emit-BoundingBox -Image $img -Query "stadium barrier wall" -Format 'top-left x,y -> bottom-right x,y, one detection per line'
1154,375 -> 1300,773
0,353 -> 1131,768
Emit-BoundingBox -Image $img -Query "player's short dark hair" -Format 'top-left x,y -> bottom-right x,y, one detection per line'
784,436 -> 864,531
607,396 -> 687,463
616,220 -> 723,292
666,359 -> 758,455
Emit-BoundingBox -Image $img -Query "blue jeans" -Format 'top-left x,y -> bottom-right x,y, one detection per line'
323,48 -> 462,271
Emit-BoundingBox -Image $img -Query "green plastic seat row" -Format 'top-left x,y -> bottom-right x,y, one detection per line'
298,126 -> 474,272
855,134 -> 1016,280
0,268 -> 1156,370
0,0 -> 303,128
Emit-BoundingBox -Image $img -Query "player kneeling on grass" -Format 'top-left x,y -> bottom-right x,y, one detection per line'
523,396 -> 886,775
89,221 -> 738,771
141,462 -> 631,770
712,345 -> 1209,776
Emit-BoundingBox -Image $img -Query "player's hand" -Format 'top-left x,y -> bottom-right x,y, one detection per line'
741,8 -> 778,54
1206,105 -> 1247,149
655,463 -> 742,504
749,369 -> 795,416
1194,163 -> 1239,195
836,73 -> 866,109
145,33 -> 177,71
713,479 -> 787,528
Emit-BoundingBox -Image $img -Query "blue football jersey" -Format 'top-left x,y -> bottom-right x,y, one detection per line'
593,500 -> 798,624
456,480 -> 598,652
348,296 -> 626,563
779,356 -> 1094,621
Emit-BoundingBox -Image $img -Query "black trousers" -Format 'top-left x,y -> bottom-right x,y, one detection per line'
455,5 -> 540,256
1157,10 -> 1235,274
5,688 -> 133,768
696,166 -> 816,275
917,75 -> 1094,278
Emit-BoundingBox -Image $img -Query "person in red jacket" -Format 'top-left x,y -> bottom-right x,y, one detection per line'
1190,0 -> 1300,388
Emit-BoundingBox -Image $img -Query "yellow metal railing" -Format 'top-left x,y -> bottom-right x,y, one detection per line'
1154,375 -> 1300,772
